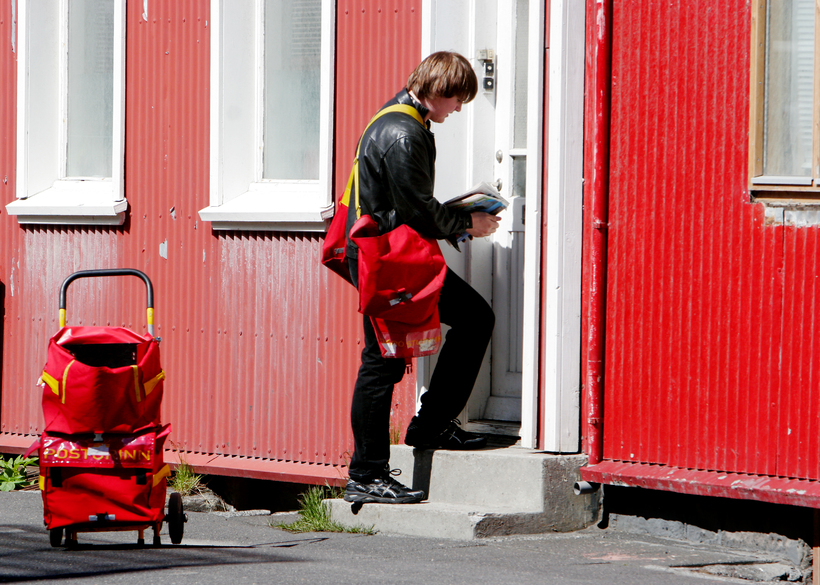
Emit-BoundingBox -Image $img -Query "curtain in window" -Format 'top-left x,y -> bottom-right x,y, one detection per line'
763,0 -> 814,178
66,0 -> 114,178
263,0 -> 322,181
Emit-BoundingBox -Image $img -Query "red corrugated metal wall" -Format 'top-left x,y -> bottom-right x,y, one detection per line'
598,0 -> 819,484
781,225 -> 820,480
0,0 -> 421,484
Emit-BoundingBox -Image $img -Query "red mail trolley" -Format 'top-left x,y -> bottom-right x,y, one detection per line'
29,269 -> 185,547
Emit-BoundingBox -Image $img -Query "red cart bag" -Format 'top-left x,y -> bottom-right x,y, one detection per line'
38,425 -> 172,530
31,269 -> 186,548
41,326 -> 165,435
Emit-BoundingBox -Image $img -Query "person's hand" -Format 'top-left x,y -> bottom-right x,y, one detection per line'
466,212 -> 501,238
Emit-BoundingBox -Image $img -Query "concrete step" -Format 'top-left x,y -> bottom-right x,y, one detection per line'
328,445 -> 600,540
327,499 -> 551,540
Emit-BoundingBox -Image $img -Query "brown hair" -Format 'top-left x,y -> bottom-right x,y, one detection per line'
407,51 -> 478,103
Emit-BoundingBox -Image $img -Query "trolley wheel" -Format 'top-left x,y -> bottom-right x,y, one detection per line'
49,528 -> 63,548
167,492 -> 185,544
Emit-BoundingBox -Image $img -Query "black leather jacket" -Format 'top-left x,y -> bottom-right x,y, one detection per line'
345,89 -> 473,259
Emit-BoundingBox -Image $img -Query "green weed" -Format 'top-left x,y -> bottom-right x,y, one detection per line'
0,455 -> 38,491
168,459 -> 204,496
389,421 -> 402,445
275,484 -> 374,534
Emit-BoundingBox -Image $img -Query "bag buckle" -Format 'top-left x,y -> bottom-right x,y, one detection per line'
388,288 -> 414,306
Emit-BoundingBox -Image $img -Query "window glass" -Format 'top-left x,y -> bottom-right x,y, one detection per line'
66,0 -> 114,178
263,0 -> 322,181
513,0 -> 529,150
201,0 -> 334,228
762,0 -> 814,178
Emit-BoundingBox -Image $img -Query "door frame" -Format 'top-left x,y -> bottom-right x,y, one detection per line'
521,0 -> 546,450
539,0 -> 585,452
419,0 -> 584,451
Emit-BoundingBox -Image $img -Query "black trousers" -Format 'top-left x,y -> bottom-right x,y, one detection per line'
347,258 -> 495,481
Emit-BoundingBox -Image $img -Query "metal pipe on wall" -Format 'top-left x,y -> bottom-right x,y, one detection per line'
582,0 -> 612,465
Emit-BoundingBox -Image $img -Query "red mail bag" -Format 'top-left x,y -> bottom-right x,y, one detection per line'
349,214 -> 447,325
41,326 -> 165,435
321,200 -> 354,284
38,425 -> 172,530
370,308 -> 442,359
321,104 -> 426,285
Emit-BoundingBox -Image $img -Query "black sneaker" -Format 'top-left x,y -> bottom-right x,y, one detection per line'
343,470 -> 425,504
405,419 -> 488,450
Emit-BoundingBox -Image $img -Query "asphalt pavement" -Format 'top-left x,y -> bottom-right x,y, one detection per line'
0,490 -> 799,584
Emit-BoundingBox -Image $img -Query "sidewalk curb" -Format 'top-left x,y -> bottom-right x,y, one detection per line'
609,513 -> 813,582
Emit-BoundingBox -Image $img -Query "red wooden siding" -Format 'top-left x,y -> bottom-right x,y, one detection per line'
0,0 -> 421,484
586,0 -> 820,497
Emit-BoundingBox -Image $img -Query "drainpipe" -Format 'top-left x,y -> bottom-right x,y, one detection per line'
582,0 -> 612,465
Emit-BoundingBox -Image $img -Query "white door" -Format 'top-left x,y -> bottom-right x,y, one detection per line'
423,0 -> 585,450
421,0 -> 535,438
484,0 -> 530,426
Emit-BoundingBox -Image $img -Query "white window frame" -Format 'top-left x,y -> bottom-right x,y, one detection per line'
7,0 -> 127,226
199,0 -> 335,231
749,0 -> 820,197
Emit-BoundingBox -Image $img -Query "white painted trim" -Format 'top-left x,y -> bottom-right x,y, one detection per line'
752,175 -> 814,186
541,0 -> 585,452
112,0 -> 127,203
254,0 -> 265,181
519,0 -> 546,450
421,0 -> 434,57
416,0 -> 434,410
15,0 -> 28,205
6,180 -> 127,225
58,0 -> 69,177
318,0 -> 336,213
10,0 -> 127,226
209,0 -> 223,213
201,0 -> 335,231
198,182 -> 328,230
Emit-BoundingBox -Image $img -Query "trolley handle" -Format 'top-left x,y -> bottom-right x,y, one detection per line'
59,269 -> 156,337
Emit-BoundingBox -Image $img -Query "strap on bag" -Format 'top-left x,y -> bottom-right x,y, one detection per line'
341,104 -> 425,219
322,103 -> 425,286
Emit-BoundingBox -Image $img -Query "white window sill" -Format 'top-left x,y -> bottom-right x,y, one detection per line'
751,175 -> 814,186
5,180 -> 127,225
198,182 -> 329,231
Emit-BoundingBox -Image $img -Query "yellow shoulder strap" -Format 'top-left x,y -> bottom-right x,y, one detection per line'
340,104 -> 426,219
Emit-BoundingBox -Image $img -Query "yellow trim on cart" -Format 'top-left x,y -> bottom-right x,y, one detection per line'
61,360 -> 75,404
144,371 -> 165,396
153,464 -> 171,487
132,366 -> 141,403
42,371 -> 59,395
